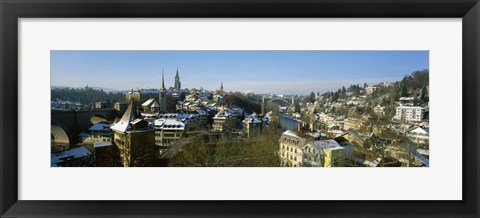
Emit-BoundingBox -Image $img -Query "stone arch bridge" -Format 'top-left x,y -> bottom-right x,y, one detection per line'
265,97 -> 291,106
51,109 -> 118,146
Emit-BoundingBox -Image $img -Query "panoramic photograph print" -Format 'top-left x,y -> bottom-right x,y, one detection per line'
51,50 -> 429,167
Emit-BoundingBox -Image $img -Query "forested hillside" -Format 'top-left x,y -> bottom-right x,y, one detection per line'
51,86 -> 123,104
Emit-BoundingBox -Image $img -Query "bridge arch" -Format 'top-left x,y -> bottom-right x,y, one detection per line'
90,114 -> 108,124
51,124 -> 70,144
51,121 -> 71,152
268,98 -> 290,106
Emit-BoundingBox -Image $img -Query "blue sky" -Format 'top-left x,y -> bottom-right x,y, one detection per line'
51,50 -> 428,95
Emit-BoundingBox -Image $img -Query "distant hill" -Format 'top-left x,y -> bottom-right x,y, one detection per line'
51,86 -> 124,104
51,86 -> 122,93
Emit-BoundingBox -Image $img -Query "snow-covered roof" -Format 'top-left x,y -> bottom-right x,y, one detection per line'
51,146 -> 91,165
130,118 -> 144,125
399,97 -> 414,101
153,118 -> 186,130
282,130 -> 300,138
126,90 -> 140,94
94,141 -> 113,148
78,132 -> 91,137
157,113 -> 197,120
397,105 -> 422,109
351,157 -> 381,167
177,113 -> 197,120
158,113 -> 177,118
214,109 -> 233,119
142,89 -> 159,94
244,117 -> 263,124
417,148 -> 429,156
328,129 -> 344,135
306,131 -> 321,138
312,139 -> 344,150
88,122 -> 110,131
409,127 -> 429,134
111,102 -> 137,133
141,113 -> 157,118
142,98 -> 155,107
151,101 -> 160,108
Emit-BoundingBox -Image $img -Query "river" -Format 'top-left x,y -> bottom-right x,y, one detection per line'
279,114 -> 301,131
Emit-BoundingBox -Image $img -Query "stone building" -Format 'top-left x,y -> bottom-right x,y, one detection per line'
303,139 -> 346,167
212,109 -> 237,132
114,102 -> 128,114
406,126 -> 429,144
373,105 -> 385,116
51,146 -> 92,167
88,122 -> 113,144
279,130 -> 309,167
344,118 -> 358,131
94,141 -> 121,167
110,102 -> 155,167
153,117 -> 185,148
95,100 -> 109,109
242,113 -> 268,138
125,89 -> 159,105
213,94 -> 225,104
141,98 -> 160,114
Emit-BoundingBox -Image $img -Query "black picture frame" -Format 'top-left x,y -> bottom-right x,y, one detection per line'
1,0 -> 479,217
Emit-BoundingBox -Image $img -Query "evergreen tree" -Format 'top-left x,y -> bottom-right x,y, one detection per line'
332,92 -> 340,102
420,86 -> 429,104
400,83 -> 408,97
309,92 -> 316,103
389,83 -> 399,106
294,102 -> 301,113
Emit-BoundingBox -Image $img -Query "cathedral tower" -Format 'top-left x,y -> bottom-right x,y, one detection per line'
174,68 -> 181,91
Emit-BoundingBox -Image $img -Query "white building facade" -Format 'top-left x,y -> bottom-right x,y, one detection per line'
153,118 -> 185,146
279,130 -> 307,167
407,127 -> 429,144
393,106 -> 423,122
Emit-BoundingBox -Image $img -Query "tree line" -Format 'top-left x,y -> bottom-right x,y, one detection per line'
51,86 -> 123,105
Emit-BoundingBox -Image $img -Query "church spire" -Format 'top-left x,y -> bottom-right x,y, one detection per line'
161,69 -> 166,91
219,82 -> 224,95
159,68 -> 167,113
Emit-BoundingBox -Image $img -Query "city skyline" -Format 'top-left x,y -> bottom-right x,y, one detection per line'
51,50 -> 429,95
